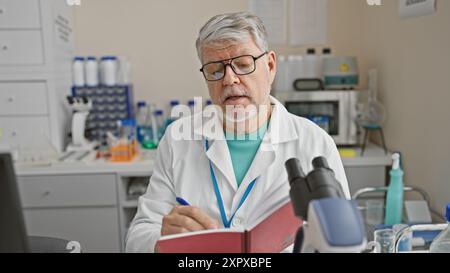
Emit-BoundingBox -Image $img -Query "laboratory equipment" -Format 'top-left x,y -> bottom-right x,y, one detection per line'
273,55 -> 288,92
429,204 -> 450,253
357,69 -> 388,155
393,224 -> 413,252
285,157 -> 367,253
117,56 -> 131,85
302,48 -> 321,80
66,96 -> 98,152
366,199 -> 384,225
136,101 -> 149,144
367,229 -> 395,253
275,90 -> 360,145
188,99 -> 196,114
100,56 -> 118,86
85,56 -> 99,87
385,153 -> 404,225
154,110 -> 165,141
322,56 -> 359,90
72,57 -> 85,87
110,119 -> 138,162
72,85 -> 134,146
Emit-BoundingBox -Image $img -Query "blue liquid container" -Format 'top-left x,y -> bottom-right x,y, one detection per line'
385,153 -> 404,225
429,204 -> 450,253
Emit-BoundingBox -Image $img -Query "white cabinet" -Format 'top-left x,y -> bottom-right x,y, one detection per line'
0,30 -> 44,65
0,116 -> 50,148
17,174 -> 121,253
0,0 -> 74,153
0,0 -> 41,29
0,82 -> 48,115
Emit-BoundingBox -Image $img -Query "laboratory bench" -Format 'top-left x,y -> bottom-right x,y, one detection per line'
13,144 -> 391,253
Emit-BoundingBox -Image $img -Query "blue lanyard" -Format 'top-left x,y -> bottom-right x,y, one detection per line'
205,140 -> 257,228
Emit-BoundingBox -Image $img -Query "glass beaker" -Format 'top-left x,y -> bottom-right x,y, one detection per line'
367,229 -> 395,253
366,199 -> 384,225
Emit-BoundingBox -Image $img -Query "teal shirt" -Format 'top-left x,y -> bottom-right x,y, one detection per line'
225,121 -> 269,187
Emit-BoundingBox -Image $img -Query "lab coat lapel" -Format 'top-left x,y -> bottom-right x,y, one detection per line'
205,138 -> 238,192
194,107 -> 238,192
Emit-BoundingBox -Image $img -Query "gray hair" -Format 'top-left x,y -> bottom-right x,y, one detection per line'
196,12 -> 269,62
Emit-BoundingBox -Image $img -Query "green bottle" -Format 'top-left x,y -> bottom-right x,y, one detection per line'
385,153 -> 404,225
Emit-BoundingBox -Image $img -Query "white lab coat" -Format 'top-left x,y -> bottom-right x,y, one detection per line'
125,96 -> 350,253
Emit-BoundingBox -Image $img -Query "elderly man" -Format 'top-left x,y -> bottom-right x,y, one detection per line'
126,11 -> 350,253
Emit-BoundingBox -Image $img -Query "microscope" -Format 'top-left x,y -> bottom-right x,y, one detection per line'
66,96 -> 98,152
285,157 -> 367,253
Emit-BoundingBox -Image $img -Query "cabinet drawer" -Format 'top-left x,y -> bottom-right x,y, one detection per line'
0,82 -> 48,115
0,116 -> 50,148
0,30 -> 44,65
0,0 -> 41,29
18,174 -> 117,208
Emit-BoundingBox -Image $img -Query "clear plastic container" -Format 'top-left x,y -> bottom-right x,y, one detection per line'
73,57 -> 85,87
85,56 -> 99,87
429,204 -> 450,253
154,109 -> 165,140
136,101 -> 148,144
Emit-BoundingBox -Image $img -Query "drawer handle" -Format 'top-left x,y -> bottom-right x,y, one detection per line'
0,8 -> 4,15
42,190 -> 51,196
7,96 -> 14,103
1,45 -> 7,51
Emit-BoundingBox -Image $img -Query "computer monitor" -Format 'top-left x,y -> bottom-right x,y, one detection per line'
0,153 -> 30,253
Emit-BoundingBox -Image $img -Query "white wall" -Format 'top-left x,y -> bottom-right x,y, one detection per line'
74,0 -> 363,107
358,0 -> 450,214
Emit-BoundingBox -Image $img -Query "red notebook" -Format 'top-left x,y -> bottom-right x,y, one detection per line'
155,200 -> 302,253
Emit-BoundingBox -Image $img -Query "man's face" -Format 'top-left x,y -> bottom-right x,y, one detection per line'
201,39 -> 277,112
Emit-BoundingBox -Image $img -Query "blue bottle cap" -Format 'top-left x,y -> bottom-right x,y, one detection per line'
121,119 -> 136,127
154,110 -> 163,116
446,204 -> 450,222
137,101 -> 146,108
87,56 -> 97,61
206,99 -> 213,105
170,100 -> 180,106
101,56 -> 117,61
74,57 -> 85,61
188,100 -> 195,106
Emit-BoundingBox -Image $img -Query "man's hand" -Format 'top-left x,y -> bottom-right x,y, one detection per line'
161,206 -> 219,236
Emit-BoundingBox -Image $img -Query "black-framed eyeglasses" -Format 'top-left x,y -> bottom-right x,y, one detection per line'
200,52 -> 268,81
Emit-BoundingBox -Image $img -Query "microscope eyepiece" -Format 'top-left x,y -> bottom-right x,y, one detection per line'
285,158 -> 305,185
312,157 -> 330,170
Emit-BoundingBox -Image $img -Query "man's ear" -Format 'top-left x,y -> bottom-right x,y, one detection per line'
267,51 -> 277,85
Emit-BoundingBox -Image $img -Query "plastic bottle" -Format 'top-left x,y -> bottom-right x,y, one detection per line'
303,48 -> 321,79
141,104 -> 158,149
154,110 -> 165,140
320,48 -> 332,84
85,56 -> 99,87
287,55 -> 303,91
188,100 -> 195,115
135,101 -> 148,144
274,55 -> 287,92
100,56 -> 118,86
384,153 -> 404,225
73,57 -> 85,87
163,100 -> 180,131
429,204 -> 450,253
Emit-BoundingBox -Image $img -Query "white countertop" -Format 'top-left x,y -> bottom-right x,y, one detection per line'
340,143 -> 391,167
14,143 -> 390,176
15,150 -> 157,176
